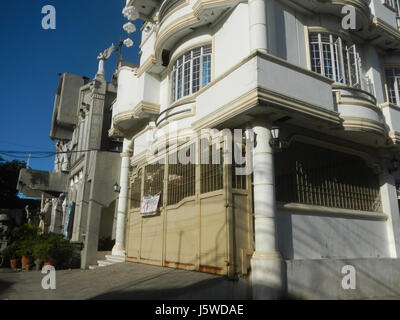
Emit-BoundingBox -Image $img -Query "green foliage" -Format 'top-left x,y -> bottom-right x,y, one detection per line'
33,234 -> 75,268
2,242 -> 20,259
0,158 -> 26,208
16,239 -> 35,257
1,224 -> 76,269
8,224 -> 40,244
98,236 -> 115,251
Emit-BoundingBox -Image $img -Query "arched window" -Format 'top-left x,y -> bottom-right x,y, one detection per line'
170,44 -> 212,103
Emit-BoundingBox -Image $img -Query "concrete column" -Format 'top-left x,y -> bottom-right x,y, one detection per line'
112,139 -> 133,257
249,0 -> 268,53
250,123 -> 284,299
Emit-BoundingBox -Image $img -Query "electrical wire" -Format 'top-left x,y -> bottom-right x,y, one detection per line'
0,148 -> 121,159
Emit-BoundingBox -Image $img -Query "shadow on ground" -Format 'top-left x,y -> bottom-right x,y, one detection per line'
91,276 -> 246,300
0,279 -> 14,296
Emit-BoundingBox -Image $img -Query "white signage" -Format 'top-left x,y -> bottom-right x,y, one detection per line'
140,193 -> 161,217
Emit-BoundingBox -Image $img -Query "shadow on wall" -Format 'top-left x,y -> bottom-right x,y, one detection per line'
275,210 -> 400,299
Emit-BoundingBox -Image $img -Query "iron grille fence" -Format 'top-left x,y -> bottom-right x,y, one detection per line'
200,141 -> 224,194
130,169 -> 142,209
232,142 -> 247,190
144,163 -> 165,206
275,142 -> 382,212
168,146 -> 196,205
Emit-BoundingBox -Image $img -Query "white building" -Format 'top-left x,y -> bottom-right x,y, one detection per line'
109,0 -> 400,299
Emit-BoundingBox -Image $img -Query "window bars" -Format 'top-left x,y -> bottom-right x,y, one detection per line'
167,146 -> 196,206
232,141 -> 247,190
200,140 -> 224,194
385,67 -> 400,106
275,142 -> 382,212
170,44 -> 212,103
130,169 -> 142,209
385,0 -> 400,17
309,32 -> 374,94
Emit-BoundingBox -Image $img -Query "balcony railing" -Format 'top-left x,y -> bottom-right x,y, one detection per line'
159,0 -> 185,22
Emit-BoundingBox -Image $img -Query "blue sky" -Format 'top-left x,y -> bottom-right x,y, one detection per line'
0,0 -> 142,171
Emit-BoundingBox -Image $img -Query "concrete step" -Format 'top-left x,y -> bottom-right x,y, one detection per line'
105,255 -> 125,263
97,260 -> 113,267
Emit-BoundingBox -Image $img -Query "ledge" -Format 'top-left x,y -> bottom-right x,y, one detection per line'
277,202 -> 387,221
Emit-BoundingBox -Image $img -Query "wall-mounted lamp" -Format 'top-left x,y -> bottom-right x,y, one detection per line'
113,182 -> 121,193
269,127 -> 282,150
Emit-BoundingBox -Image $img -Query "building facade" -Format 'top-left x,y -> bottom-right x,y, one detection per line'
18,69 -> 122,269
109,0 -> 400,299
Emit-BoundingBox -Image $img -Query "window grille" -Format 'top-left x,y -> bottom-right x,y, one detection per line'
385,67 -> 400,106
144,163 -> 165,205
200,140 -> 224,194
170,44 -> 212,103
275,141 -> 382,212
384,0 -> 400,17
232,141 -> 248,190
130,169 -> 142,209
167,146 -> 196,205
309,32 -> 373,93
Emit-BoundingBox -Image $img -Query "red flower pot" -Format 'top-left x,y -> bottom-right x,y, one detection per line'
21,256 -> 32,270
10,258 -> 20,269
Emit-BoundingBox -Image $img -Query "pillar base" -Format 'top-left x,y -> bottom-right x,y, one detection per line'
251,251 -> 285,300
111,243 -> 126,257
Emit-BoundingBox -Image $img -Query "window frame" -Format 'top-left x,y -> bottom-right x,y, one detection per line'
169,44 -> 212,104
308,30 -> 366,91
384,66 -> 400,106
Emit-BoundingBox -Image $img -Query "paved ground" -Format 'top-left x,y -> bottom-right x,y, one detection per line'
1,262 -> 400,300
0,262 -> 250,300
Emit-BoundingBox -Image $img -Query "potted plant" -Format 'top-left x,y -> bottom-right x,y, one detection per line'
3,242 -> 20,269
17,240 -> 34,270
33,240 -> 55,268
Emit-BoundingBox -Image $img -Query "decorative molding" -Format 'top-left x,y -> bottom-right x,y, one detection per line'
113,101 -> 160,127
135,55 -> 157,77
192,84 -> 342,130
372,16 -> 400,41
380,102 -> 400,112
192,0 -> 238,16
340,116 -> 387,135
388,130 -> 400,144
91,93 -> 106,101
278,202 -> 387,221
108,127 -> 124,138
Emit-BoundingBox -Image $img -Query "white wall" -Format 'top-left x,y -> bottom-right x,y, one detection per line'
277,211 -> 390,260
213,3 -> 251,78
370,0 -> 398,29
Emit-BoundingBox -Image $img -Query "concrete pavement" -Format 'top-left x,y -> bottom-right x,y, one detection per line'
0,262 -> 251,300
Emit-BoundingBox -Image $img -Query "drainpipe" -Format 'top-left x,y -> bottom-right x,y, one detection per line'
112,137 -> 134,257
249,0 -> 268,53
